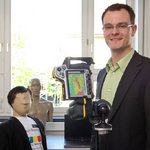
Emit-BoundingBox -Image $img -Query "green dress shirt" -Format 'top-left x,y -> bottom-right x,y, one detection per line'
101,50 -> 134,104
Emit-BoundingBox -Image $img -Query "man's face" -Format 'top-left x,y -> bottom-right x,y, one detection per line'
30,80 -> 41,96
102,9 -> 137,52
12,92 -> 31,116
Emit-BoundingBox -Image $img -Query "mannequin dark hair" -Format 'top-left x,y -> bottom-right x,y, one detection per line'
7,86 -> 29,106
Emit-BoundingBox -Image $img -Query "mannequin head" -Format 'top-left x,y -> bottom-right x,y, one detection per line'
7,86 -> 31,117
29,78 -> 41,96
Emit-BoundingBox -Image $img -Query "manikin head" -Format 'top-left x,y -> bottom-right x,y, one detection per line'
29,78 -> 41,96
7,86 -> 31,117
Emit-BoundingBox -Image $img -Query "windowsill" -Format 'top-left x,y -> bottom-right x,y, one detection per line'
53,100 -> 73,117
46,100 -> 73,134
46,122 -> 64,135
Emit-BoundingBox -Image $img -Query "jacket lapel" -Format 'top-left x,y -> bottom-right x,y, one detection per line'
96,68 -> 107,99
10,117 -> 29,141
109,52 -> 143,121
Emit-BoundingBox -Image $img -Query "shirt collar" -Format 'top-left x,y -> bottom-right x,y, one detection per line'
106,50 -> 134,73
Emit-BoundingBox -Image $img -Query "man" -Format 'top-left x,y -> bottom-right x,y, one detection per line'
0,86 -> 47,150
91,3 -> 150,150
28,78 -> 53,126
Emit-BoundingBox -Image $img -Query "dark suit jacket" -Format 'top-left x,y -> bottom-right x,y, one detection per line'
91,51 -> 150,150
0,116 -> 47,150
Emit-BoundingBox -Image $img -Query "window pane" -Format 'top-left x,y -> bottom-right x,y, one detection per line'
11,0 -> 82,95
94,0 -> 126,69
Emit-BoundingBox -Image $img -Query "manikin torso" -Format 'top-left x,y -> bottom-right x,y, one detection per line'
28,78 -> 53,126
29,97 -> 53,125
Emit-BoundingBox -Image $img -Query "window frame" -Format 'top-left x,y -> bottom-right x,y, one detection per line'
0,0 -> 142,116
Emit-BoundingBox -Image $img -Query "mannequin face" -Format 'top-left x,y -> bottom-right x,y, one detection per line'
30,79 -> 41,96
11,91 -> 31,117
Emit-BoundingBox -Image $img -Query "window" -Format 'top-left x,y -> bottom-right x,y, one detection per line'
11,0 -> 82,97
11,0 -> 126,100
0,0 -> 139,115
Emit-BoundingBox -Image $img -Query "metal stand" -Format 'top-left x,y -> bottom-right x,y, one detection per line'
93,101 -> 112,150
94,120 -> 112,150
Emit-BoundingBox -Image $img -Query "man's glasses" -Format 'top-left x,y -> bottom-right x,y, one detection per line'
102,23 -> 133,32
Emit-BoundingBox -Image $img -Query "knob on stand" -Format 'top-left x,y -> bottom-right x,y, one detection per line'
92,99 -> 112,150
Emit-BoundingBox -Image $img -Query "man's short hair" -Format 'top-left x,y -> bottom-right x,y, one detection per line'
101,3 -> 135,24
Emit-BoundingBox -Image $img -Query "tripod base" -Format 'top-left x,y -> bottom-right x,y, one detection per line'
95,122 -> 112,135
94,122 -> 112,150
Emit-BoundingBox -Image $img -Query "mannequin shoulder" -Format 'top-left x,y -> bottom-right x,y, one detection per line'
40,98 -> 53,106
